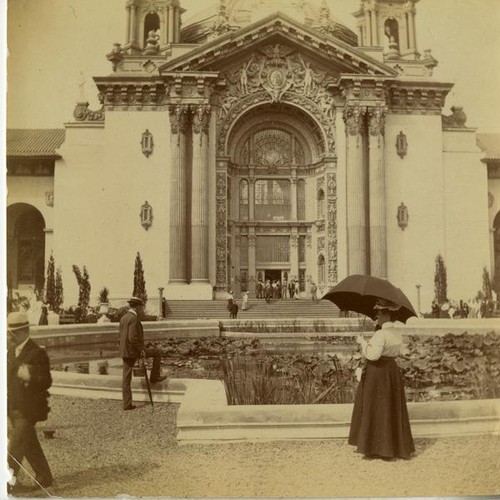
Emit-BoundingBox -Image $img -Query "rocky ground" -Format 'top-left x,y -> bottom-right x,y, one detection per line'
9,395 -> 500,499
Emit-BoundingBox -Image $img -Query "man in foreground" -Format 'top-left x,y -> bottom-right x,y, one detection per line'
7,311 -> 53,493
119,297 -> 166,410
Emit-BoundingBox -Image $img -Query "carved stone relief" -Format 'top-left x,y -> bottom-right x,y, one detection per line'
326,172 -> 338,284
216,172 -> 228,288
216,43 -> 338,156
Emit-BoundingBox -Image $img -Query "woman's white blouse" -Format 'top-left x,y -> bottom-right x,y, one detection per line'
360,322 -> 403,361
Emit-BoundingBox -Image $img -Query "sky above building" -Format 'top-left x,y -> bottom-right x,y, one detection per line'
5,0 -> 500,132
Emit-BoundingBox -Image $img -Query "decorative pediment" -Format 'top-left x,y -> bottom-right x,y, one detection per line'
159,12 -> 398,78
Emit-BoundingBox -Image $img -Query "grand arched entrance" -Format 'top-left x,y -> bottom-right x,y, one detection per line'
7,204 -> 46,293
226,102 -> 331,297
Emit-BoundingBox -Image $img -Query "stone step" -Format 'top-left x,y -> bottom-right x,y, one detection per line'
163,299 -> 339,320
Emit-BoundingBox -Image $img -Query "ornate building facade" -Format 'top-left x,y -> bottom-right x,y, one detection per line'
6,0 -> 495,310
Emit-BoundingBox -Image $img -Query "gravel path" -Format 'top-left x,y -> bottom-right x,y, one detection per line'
11,395 -> 500,498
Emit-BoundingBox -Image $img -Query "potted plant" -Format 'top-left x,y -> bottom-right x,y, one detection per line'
97,287 -> 110,321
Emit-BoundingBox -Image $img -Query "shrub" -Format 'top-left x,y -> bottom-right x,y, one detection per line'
54,267 -> 64,312
98,286 -> 110,304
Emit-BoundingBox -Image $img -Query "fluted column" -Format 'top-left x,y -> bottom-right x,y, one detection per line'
343,105 -> 367,275
368,106 -> 387,278
411,11 -> 417,50
169,105 -> 190,283
191,105 -> 211,282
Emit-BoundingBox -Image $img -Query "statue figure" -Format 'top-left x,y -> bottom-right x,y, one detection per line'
300,56 -> 314,96
144,29 -> 160,55
240,58 -> 253,95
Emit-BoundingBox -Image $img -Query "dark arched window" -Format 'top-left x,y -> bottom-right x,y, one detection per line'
318,254 -> 326,285
384,18 -> 399,50
317,189 -> 325,219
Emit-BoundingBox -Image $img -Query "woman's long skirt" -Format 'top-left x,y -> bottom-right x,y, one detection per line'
348,356 -> 415,459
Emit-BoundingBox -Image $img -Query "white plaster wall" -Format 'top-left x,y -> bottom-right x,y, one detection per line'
443,130 -> 490,301
53,112 -> 171,308
384,114 -> 445,314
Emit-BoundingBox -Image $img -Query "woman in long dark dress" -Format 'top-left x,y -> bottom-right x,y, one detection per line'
348,298 -> 415,460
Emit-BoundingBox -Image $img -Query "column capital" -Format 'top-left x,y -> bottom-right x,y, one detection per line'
169,104 -> 190,134
192,104 -> 211,135
367,106 -> 387,136
343,104 -> 365,136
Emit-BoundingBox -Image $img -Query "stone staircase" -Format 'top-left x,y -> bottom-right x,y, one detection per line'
163,299 -> 340,320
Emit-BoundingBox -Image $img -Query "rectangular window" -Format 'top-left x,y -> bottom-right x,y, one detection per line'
255,179 -> 291,220
256,236 -> 290,263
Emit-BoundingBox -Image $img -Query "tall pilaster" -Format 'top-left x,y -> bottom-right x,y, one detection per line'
249,170 -> 255,220
215,158 -> 229,294
248,231 -> 256,296
125,5 -> 131,44
191,105 -> 211,282
291,168 -> 298,221
167,5 -> 175,43
169,104 -> 190,283
343,105 -> 368,275
367,106 -> 387,278
290,231 -> 299,282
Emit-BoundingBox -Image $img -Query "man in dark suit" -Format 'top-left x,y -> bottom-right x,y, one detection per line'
119,297 -> 166,410
7,311 -> 53,492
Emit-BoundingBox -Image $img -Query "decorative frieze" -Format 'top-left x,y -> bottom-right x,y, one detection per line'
388,83 -> 451,114
95,81 -> 169,110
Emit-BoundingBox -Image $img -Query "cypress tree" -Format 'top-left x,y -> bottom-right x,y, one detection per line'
72,264 -> 91,311
45,254 -> 56,310
133,252 -> 148,306
54,267 -> 64,312
434,254 -> 448,305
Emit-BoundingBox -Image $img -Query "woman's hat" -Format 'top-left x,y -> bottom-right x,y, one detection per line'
7,311 -> 30,331
373,298 -> 401,311
127,297 -> 144,306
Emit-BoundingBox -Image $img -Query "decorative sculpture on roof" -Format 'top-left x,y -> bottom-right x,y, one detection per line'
143,30 -> 160,55
442,106 -> 467,129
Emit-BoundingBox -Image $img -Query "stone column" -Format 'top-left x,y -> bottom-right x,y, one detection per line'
343,105 -> 367,275
368,107 -> 387,278
191,105 -> 211,283
248,231 -> 256,296
167,6 -> 174,43
162,8 -> 168,45
411,11 -> 417,50
126,6 -> 131,44
290,168 -> 297,221
371,9 -> 379,45
169,104 -> 190,283
130,5 -> 137,45
364,10 -> 371,45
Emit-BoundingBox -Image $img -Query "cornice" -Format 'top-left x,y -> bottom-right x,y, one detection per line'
387,80 -> 453,114
160,12 -> 397,77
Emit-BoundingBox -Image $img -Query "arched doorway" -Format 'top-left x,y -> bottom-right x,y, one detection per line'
227,102 -> 327,297
7,204 -> 46,294
493,211 -> 500,295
